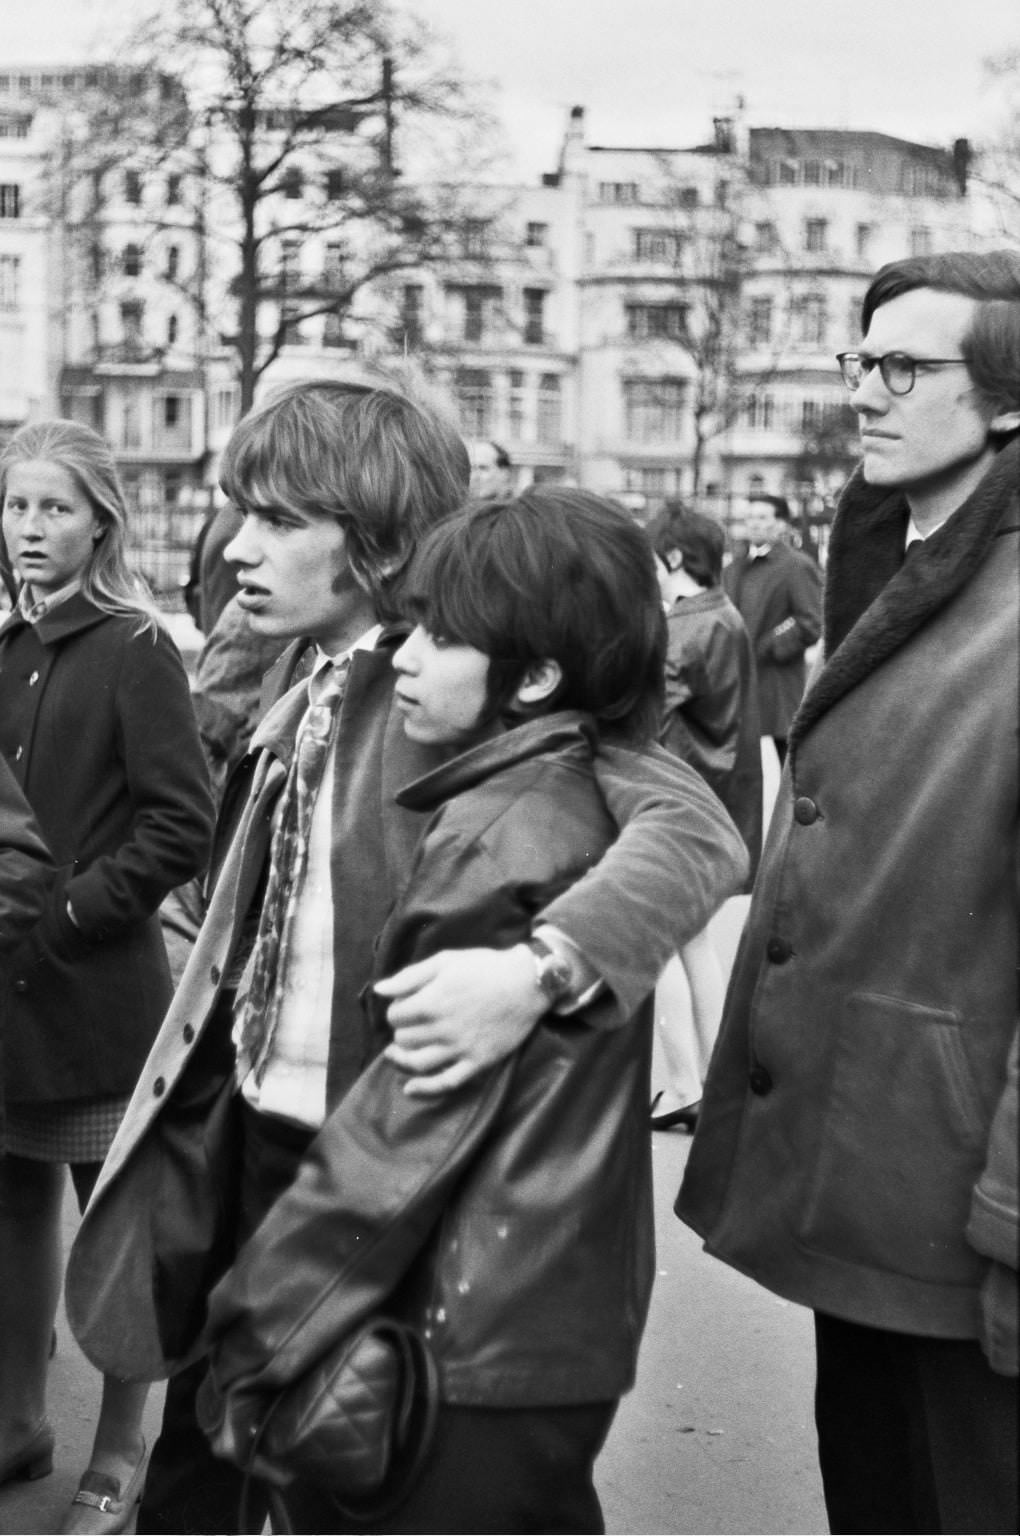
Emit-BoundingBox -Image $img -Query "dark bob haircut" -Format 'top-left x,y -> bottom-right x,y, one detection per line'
646,500 -> 725,588
862,249 -> 1020,432
402,487 -> 666,744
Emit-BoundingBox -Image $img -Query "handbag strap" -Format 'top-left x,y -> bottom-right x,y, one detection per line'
237,1318 -> 440,1533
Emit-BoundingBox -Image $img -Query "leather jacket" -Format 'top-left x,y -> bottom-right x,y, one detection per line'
199,715 -> 656,1443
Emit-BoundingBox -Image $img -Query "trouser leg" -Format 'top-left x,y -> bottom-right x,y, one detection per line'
814,1311 -> 1019,1534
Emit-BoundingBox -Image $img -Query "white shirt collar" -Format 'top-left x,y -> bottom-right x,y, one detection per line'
17,578 -> 83,624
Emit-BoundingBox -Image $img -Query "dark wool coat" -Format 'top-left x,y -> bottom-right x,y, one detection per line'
0,751 -> 53,959
723,542 -> 822,737
0,595 -> 214,1105
679,440 -> 1020,1340
659,588 -> 763,885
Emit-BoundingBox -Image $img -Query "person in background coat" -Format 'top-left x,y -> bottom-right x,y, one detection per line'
723,493 -> 822,766
644,503 -> 761,1132
0,420 -> 214,1535
679,250 -> 1020,1534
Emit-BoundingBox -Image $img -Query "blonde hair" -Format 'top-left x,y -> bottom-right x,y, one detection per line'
0,419 -> 161,635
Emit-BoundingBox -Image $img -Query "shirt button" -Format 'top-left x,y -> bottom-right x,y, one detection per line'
13,977 -> 28,993
28,670 -> 39,686
14,746 -> 23,761
793,796 -> 819,825
749,1065 -> 773,1095
182,1024 -> 195,1044
153,1076 -> 166,1097
766,937 -> 793,963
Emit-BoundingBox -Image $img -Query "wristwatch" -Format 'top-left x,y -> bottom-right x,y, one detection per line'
525,936 -> 574,1007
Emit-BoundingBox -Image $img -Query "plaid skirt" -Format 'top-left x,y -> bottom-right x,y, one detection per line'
3,1094 -> 129,1164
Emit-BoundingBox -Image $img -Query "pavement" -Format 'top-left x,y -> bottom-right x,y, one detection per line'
0,750 -> 828,1536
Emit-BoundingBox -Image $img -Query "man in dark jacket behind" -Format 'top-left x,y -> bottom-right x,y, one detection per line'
724,493 -> 821,765
679,250 -> 1020,1534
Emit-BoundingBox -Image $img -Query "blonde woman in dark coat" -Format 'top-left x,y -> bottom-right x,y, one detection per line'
0,421 -> 213,1534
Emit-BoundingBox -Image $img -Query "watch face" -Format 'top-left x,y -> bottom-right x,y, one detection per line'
532,943 -> 572,1002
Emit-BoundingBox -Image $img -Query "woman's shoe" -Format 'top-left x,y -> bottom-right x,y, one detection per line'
59,1443 -> 148,1536
650,1097 -> 701,1132
0,1421 -> 55,1487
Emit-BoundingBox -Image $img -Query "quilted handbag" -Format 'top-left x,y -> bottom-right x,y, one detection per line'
239,1316 -> 438,1531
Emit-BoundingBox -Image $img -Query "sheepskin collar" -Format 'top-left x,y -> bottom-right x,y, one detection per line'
790,438 -> 1020,752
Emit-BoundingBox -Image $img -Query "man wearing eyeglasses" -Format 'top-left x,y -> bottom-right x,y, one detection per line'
679,250 -> 1020,1534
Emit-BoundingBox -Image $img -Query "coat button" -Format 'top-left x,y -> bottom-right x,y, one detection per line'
793,796 -> 819,825
182,1024 -> 195,1044
749,1065 -> 773,1095
766,936 -> 793,963
13,977 -> 28,993
153,1076 -> 166,1097
210,965 -> 221,986
14,746 -> 23,761
28,670 -> 39,686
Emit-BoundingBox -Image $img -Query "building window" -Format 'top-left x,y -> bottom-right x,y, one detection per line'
523,288 -> 546,345
855,222 -> 873,259
398,284 -> 423,347
633,228 -> 683,263
793,293 -> 827,346
121,400 -> 142,450
322,309 -> 344,347
166,173 -> 181,205
455,369 -> 493,436
623,379 -> 685,443
281,166 -> 303,199
462,220 -> 490,258
214,387 -> 238,431
165,244 -> 179,281
167,313 -> 178,346
123,243 -> 142,277
599,182 -> 639,205
525,221 -> 547,248
755,221 -> 778,254
325,167 -> 345,200
163,471 -> 182,506
89,242 -> 104,281
744,393 -> 775,431
164,394 -> 181,429
120,299 -> 144,349
804,218 -> 828,253
625,303 -> 689,341
779,159 -> 798,185
909,226 -> 932,256
803,160 -> 822,186
461,286 -> 499,343
0,183 -> 21,219
537,374 -> 561,444
826,160 -> 846,187
748,296 -> 773,346
801,399 -> 826,434
674,186 -> 699,210
509,369 -> 526,439
124,169 -> 142,205
0,254 -> 19,310
323,242 -> 345,285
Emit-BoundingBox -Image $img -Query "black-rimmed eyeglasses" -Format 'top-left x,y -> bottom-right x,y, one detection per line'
836,351 -> 969,397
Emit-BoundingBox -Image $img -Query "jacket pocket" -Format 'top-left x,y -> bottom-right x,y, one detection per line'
797,991 -> 988,1285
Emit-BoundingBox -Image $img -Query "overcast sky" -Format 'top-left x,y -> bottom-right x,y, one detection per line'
5,0 -> 1018,179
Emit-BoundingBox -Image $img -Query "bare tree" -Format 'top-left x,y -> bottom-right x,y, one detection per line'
973,49 -> 1020,241
58,0 -> 498,412
647,150 -> 794,500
